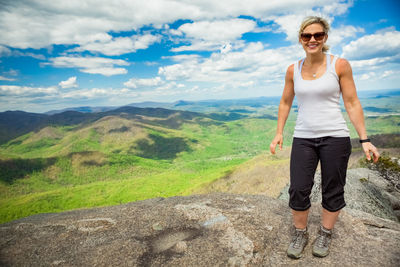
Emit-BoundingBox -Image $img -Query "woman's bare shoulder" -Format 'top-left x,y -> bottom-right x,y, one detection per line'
285,63 -> 295,80
335,57 -> 352,76
287,63 -> 295,74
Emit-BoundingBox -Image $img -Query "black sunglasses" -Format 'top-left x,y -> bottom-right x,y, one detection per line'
300,32 -> 326,42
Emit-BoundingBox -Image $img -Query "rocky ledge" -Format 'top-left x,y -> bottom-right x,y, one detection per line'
1,193 -> 399,266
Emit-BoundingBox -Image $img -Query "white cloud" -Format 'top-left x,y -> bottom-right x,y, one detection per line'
72,33 -> 161,56
13,51 -> 46,60
163,54 -> 202,62
0,45 -> 11,56
144,61 -> 159,66
328,25 -> 364,48
0,0 -> 349,50
62,88 -> 106,98
354,68 -> 400,85
48,56 -> 129,76
349,56 -> 397,69
4,69 -> 18,77
180,19 -> 256,41
6,0 -> 400,109
60,87 -> 139,100
267,0 -> 353,43
342,31 -> 400,60
160,42 -> 304,87
320,0 -> 353,16
156,81 -> 185,91
0,85 -> 58,96
170,19 -> 255,52
270,14 -> 308,43
0,69 -> 18,81
59,76 -> 78,88
80,67 -> 128,76
172,41 -> 223,52
359,72 -> 375,81
0,76 -> 16,81
381,70 -> 394,78
124,77 -> 164,88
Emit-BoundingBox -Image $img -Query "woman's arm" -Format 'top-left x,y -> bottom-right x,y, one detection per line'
270,64 -> 295,154
337,58 -> 380,162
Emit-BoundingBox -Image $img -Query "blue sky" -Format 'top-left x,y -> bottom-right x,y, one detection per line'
0,0 -> 399,113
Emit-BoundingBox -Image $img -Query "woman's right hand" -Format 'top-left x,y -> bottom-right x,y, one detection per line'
270,133 -> 283,154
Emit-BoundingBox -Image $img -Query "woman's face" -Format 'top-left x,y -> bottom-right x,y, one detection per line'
300,23 -> 328,54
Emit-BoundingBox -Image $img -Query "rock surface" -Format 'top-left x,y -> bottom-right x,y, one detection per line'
279,168 -> 400,222
1,193 -> 399,266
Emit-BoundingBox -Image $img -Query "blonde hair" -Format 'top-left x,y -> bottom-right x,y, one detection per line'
299,16 -> 330,52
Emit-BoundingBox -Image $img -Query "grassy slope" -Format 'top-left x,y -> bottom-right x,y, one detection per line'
0,115 -> 291,223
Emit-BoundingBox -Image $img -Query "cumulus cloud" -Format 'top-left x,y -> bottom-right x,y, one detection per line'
59,76 -> 78,88
5,0 -> 399,110
160,42 -> 304,87
0,0 -> 348,50
381,70 -> 395,78
267,0 -> 353,43
47,56 -> 129,76
270,14 -> 308,43
156,81 -> 185,91
0,45 -> 11,56
72,33 -> 161,56
5,69 -> 18,76
342,30 -> 400,60
180,19 -> 256,41
124,77 -> 164,88
328,25 -> 364,48
358,72 -> 376,81
0,76 -> 16,81
0,85 -> 58,96
320,0 -> 353,16
349,56 -> 398,69
170,19 -> 255,52
62,88 -> 110,98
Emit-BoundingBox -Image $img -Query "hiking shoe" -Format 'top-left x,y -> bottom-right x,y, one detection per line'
312,225 -> 332,257
287,227 -> 309,259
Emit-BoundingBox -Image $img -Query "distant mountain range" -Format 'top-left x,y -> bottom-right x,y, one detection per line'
43,88 -> 399,115
1,88 -> 399,145
0,106 -> 267,145
44,96 -> 282,115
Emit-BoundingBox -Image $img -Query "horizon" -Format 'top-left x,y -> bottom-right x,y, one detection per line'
1,87 -> 399,114
1,0 -> 399,113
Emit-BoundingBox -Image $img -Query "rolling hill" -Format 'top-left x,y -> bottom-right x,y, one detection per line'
0,106 -> 255,145
0,105 -> 285,223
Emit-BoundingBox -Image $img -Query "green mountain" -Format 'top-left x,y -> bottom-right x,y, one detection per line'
0,106 -> 257,145
0,106 -> 285,223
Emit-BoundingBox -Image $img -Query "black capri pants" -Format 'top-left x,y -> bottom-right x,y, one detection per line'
289,136 -> 352,212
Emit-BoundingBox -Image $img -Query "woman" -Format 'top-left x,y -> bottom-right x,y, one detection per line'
269,16 -> 380,259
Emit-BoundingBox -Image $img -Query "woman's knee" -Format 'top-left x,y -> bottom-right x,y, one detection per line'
289,184 -> 313,211
322,189 -> 346,212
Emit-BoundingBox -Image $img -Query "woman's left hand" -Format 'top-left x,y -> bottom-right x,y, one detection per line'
362,142 -> 380,163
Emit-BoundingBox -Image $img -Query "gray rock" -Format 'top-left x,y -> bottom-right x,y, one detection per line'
279,168 -> 399,222
1,193 -> 399,266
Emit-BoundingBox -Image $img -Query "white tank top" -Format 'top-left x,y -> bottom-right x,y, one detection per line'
293,54 -> 349,138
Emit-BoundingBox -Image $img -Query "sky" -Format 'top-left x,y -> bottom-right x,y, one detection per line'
0,0 -> 399,113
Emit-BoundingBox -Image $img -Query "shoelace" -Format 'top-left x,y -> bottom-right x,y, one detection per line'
316,230 -> 331,248
316,233 -> 327,247
293,231 -> 305,249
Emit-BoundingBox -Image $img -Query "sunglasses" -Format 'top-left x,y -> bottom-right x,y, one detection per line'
300,32 -> 326,42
